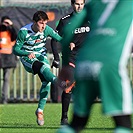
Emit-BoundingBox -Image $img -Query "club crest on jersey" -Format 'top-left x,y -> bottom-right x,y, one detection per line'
74,26 -> 90,34
40,35 -> 44,39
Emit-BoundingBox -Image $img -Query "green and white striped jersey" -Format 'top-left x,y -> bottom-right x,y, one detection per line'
13,23 -> 62,57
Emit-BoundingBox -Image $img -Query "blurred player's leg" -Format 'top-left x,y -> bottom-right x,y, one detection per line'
58,65 -> 75,125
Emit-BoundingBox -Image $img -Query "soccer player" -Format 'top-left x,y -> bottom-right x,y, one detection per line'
51,0 -> 90,125
57,0 -> 133,133
13,11 -> 69,126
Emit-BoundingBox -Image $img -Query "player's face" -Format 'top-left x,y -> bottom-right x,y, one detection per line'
33,19 -> 48,33
72,0 -> 85,13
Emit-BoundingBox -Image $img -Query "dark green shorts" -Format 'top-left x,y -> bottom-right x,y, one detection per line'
20,54 -> 50,74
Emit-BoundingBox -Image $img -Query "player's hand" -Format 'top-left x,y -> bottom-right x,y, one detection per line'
70,42 -> 75,51
51,60 -> 60,68
28,53 -> 36,59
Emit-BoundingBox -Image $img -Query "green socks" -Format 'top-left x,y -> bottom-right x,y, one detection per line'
38,81 -> 50,110
40,65 -> 56,83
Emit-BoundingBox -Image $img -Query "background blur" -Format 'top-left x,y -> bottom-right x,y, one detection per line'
0,0 -> 73,103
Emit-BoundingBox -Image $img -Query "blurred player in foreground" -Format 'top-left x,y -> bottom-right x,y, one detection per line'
57,0 -> 133,133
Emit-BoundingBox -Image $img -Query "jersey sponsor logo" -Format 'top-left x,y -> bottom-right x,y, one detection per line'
74,26 -> 90,34
35,39 -> 42,43
27,40 -> 35,45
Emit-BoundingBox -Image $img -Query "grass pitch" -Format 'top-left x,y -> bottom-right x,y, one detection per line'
0,103 -> 132,133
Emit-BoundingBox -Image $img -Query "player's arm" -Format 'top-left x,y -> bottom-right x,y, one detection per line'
50,21 -> 63,68
13,30 -> 29,57
51,38 -> 60,68
46,25 -> 62,42
45,25 -> 62,68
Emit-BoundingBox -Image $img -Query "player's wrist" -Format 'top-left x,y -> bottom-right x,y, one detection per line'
51,60 -> 60,68
69,62 -> 75,68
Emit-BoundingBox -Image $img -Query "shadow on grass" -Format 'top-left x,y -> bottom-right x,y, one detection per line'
0,123 -> 133,131
0,123 -> 59,129
85,127 -> 133,130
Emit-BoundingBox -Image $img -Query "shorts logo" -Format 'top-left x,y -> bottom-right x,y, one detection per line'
95,28 -> 116,36
76,61 -> 103,80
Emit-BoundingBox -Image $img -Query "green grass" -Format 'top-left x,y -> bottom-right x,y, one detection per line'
0,103 -> 132,133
